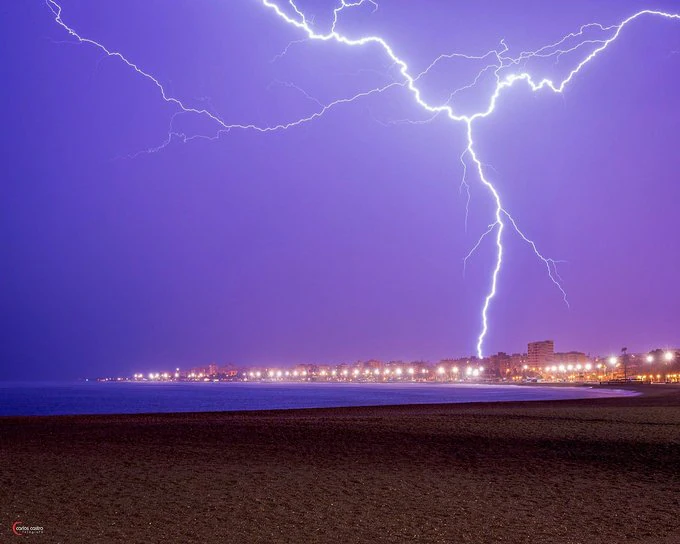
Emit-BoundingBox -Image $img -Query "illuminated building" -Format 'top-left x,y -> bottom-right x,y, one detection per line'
554,351 -> 588,365
528,340 -> 554,368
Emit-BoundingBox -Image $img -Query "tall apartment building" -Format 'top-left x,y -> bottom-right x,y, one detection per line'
528,340 -> 555,368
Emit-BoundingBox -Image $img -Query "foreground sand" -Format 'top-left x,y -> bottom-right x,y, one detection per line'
1,385 -> 679,543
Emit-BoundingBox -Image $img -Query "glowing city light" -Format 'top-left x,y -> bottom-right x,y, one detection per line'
45,0 -> 680,355
646,355 -> 654,363
127,345 -> 678,386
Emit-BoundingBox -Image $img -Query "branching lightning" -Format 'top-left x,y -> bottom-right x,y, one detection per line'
45,0 -> 679,357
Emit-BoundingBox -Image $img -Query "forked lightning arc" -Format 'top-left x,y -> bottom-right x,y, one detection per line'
45,0 -> 679,357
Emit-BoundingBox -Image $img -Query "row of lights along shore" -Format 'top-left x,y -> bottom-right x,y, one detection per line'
119,349 -> 678,384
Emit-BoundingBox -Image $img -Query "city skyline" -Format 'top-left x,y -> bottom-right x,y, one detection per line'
2,1 -> 679,381
105,339 -> 680,384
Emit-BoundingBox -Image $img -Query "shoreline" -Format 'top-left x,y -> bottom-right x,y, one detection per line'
0,383 -> 666,423
2,385 -> 678,543
0,381 -> 647,420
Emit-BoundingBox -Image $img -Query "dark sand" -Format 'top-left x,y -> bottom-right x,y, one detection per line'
2,385 -> 679,543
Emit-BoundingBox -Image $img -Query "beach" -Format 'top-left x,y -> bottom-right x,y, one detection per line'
2,385 -> 679,543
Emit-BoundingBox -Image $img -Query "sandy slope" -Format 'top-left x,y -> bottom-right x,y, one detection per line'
1,385 -> 679,543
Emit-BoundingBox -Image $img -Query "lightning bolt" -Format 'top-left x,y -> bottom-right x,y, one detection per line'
45,0 -> 679,358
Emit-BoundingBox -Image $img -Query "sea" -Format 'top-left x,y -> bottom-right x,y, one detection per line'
0,381 -> 637,417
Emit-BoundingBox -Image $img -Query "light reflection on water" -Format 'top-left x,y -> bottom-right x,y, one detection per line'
0,381 -> 637,416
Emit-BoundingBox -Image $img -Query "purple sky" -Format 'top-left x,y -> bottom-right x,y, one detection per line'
2,1 -> 679,380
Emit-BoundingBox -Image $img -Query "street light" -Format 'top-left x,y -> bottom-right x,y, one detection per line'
646,354 -> 654,363
664,351 -> 674,362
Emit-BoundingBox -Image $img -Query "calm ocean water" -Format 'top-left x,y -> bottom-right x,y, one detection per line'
0,381 -> 637,416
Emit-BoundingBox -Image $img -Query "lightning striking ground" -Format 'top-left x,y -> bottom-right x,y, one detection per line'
45,0 -> 679,358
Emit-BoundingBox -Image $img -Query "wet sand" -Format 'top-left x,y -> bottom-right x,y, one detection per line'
1,385 -> 679,543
